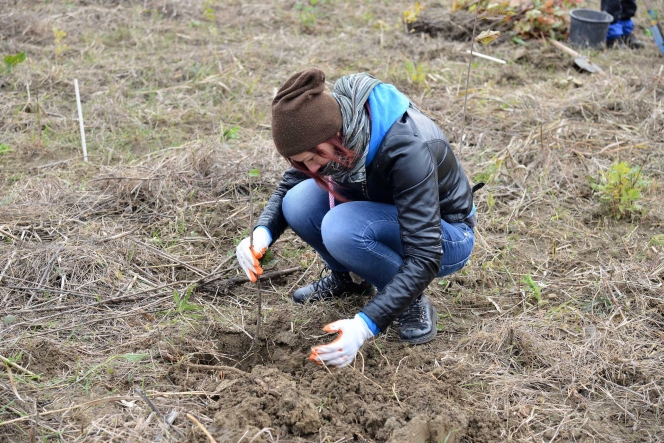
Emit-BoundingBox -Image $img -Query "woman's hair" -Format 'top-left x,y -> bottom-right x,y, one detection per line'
288,133 -> 356,202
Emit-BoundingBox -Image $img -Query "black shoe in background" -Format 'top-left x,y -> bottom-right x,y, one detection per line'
606,37 -> 626,49
397,294 -> 438,345
622,34 -> 645,49
292,269 -> 374,304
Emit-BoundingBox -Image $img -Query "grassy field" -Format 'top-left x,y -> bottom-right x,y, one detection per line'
1,0 -> 663,442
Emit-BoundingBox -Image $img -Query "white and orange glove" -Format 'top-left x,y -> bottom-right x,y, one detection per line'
309,314 -> 375,368
236,227 -> 271,282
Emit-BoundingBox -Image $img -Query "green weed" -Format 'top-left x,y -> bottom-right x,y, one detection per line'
0,144 -> 13,155
295,0 -> 327,32
53,27 -> 70,55
221,124 -> 240,141
202,0 -> 215,21
405,61 -> 428,89
649,234 -> 664,247
472,155 -> 504,185
173,285 -> 203,316
521,274 -> 542,304
590,161 -> 648,219
4,52 -> 26,75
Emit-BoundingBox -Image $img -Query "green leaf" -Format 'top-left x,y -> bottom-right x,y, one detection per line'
4,52 -> 26,74
249,168 -> 260,178
121,353 -> 149,362
4,52 -> 26,66
512,36 -> 527,46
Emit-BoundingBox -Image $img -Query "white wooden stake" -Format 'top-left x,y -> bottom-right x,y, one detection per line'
74,79 -> 88,162
465,50 -> 507,64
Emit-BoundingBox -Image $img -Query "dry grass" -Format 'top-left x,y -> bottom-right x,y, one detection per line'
1,0 -> 664,442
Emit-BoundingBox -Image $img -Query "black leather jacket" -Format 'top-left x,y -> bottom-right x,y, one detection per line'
257,107 -> 474,331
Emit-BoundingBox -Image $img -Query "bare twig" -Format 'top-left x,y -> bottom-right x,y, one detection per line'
26,243 -> 65,307
459,9 -> 481,154
197,266 -> 300,290
186,413 -> 218,443
0,396 -> 141,426
0,355 -> 39,378
132,239 -> 207,276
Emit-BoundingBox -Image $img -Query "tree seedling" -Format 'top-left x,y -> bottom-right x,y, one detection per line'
590,161 -> 649,220
249,168 -> 262,342
460,4 -> 513,152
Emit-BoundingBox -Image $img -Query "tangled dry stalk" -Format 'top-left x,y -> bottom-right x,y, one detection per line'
1,0 -> 663,442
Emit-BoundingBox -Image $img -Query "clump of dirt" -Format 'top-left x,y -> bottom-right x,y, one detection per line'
20,338 -> 79,376
163,309 -> 502,442
198,359 -> 489,443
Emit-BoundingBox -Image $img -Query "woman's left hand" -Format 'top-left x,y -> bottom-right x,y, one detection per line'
309,314 -> 374,368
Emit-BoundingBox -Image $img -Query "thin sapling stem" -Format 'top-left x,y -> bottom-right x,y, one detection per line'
248,168 -> 262,342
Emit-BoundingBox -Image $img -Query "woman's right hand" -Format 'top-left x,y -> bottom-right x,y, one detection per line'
236,227 -> 272,282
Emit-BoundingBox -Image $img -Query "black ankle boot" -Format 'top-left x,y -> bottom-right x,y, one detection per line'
398,294 -> 437,344
292,269 -> 374,304
622,34 -> 645,49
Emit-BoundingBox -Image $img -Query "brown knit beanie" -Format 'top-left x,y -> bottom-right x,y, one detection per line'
271,68 -> 342,158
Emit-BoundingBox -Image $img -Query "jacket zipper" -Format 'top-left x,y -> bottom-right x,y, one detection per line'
362,179 -> 370,200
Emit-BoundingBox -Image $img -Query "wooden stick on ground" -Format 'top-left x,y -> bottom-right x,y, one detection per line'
74,79 -> 88,162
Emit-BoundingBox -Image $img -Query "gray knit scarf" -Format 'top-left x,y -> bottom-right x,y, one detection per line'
318,73 -> 381,183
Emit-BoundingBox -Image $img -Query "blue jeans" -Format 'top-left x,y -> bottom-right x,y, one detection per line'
282,179 -> 475,292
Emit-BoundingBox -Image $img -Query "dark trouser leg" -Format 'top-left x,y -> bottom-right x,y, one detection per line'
601,0 -> 623,23
619,0 -> 637,20
602,0 -> 626,43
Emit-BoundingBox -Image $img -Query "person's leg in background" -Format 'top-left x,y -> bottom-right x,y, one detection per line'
618,0 -> 644,48
601,0 -> 644,48
602,0 -> 627,47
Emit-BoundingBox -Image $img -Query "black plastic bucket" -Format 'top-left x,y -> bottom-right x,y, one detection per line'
569,9 -> 613,49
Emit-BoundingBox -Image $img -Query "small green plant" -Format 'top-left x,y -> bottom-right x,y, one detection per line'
405,61 -> 428,88
649,234 -> 664,247
221,124 -> 240,141
403,1 -> 425,25
4,52 -> 26,75
202,0 -> 215,21
295,0 -> 326,33
590,162 -> 648,219
522,274 -> 542,304
472,155 -> 505,185
120,353 -> 149,362
173,285 -> 203,316
0,144 -> 13,155
53,27 -> 70,55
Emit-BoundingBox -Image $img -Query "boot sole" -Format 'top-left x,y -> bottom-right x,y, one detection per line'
399,305 -> 438,345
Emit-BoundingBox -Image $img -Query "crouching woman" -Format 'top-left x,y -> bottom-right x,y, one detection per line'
236,68 -> 478,368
